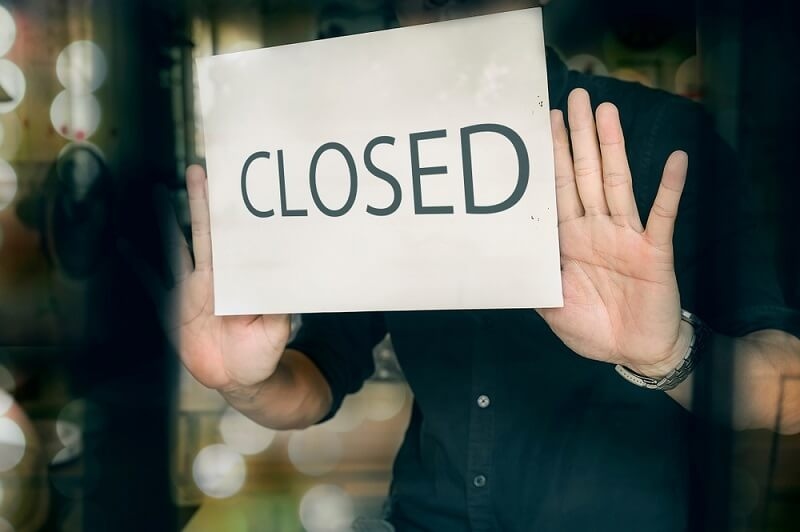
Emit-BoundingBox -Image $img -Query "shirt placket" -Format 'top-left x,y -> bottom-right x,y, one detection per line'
465,314 -> 498,531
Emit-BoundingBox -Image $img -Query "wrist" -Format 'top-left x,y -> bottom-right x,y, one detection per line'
615,310 -> 710,391
219,358 -> 284,401
628,319 -> 695,379
220,376 -> 271,404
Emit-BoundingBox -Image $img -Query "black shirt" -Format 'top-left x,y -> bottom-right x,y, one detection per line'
288,50 -> 800,532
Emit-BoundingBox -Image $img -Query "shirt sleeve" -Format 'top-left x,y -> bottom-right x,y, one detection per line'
641,95 -> 800,339
287,311 -> 388,421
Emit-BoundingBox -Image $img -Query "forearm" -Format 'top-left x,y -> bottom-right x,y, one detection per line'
665,329 -> 800,434
220,348 -> 333,431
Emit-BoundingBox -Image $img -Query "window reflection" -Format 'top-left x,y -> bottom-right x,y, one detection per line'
0,1 -> 796,531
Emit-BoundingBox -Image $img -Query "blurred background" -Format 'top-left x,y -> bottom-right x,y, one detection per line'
0,0 -> 797,530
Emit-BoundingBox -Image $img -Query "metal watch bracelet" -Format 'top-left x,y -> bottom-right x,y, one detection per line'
614,310 -> 710,391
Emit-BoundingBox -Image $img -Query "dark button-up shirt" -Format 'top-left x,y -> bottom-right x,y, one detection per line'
288,50 -> 800,531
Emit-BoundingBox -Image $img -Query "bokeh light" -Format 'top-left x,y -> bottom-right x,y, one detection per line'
57,140 -> 105,160
299,484 -> 355,532
322,394 -> 366,433
675,55 -> 701,99
0,390 -> 11,417
288,426 -> 342,476
361,381 -> 408,422
55,420 -> 80,447
51,447 -> 80,467
192,444 -> 246,499
0,159 -> 16,211
610,67 -> 654,88
0,365 -> 13,392
218,407 -> 276,455
566,54 -> 609,76
50,90 -> 102,141
0,60 -> 24,114
0,6 -> 16,57
56,41 -> 108,94
0,418 -> 25,472
220,40 -> 262,54
52,415 -> 81,467
56,145 -> 104,203
57,398 -> 103,440
56,400 -> 85,445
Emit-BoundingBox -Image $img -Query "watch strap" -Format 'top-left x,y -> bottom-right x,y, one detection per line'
614,310 -> 710,391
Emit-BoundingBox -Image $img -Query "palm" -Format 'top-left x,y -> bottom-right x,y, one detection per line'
178,270 -> 289,390
537,90 -> 689,370
148,165 -> 291,392
544,216 -> 680,366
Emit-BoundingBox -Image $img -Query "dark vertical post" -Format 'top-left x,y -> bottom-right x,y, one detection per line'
692,0 -> 743,530
79,0 -> 181,530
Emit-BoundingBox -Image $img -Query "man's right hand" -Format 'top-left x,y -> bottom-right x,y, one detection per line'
122,165 -> 331,429
175,165 -> 292,394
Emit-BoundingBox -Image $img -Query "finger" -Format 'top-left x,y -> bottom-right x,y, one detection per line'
186,165 -> 213,271
154,185 -> 193,284
551,110 -> 584,222
596,103 -> 644,232
645,151 -> 688,247
567,88 -> 609,216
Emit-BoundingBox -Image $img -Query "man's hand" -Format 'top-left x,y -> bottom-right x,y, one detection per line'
176,166 -> 291,392
153,165 -> 291,394
121,165 -> 331,429
536,88 -> 693,377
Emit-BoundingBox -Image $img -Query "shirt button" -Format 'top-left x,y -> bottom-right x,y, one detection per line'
477,395 -> 490,408
473,474 -> 487,488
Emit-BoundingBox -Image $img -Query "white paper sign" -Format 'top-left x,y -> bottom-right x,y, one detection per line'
197,7 -> 563,315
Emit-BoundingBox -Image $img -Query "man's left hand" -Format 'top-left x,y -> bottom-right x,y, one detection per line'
536,88 -> 693,378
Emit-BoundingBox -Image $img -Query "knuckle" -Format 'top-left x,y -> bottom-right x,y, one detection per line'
572,154 -> 599,167
190,216 -> 209,231
583,205 -> 606,216
553,135 -> 570,147
603,170 -> 629,188
574,164 -> 598,178
554,172 -> 575,187
650,201 -> 674,219
599,137 -> 624,148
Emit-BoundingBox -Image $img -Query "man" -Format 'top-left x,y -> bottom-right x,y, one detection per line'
171,1 -> 800,530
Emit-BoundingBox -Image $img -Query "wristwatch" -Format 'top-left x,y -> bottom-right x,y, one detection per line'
614,309 -> 710,391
